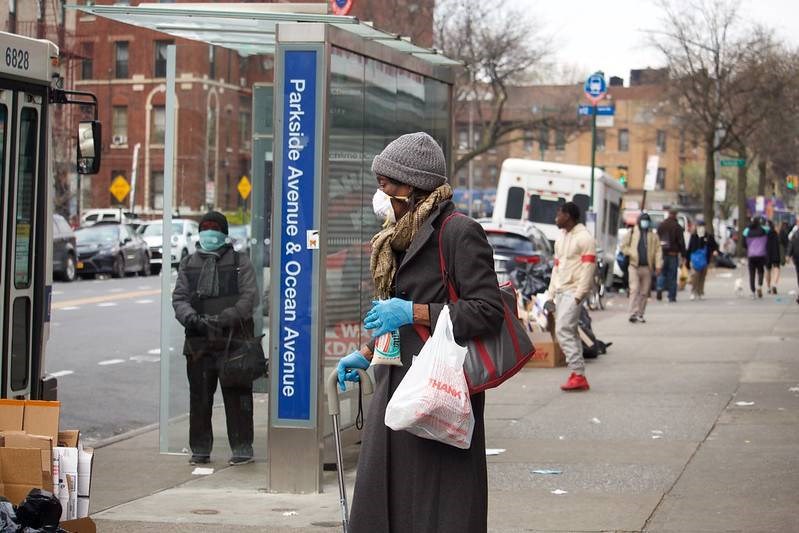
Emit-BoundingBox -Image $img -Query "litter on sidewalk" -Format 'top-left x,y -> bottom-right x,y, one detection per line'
734,401 -> 755,406
532,469 -> 562,475
550,489 -> 568,495
191,467 -> 214,476
485,449 -> 506,456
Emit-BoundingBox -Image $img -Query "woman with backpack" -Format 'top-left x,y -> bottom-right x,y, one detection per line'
686,220 -> 718,300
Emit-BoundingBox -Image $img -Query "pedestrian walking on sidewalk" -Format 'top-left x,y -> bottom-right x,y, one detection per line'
337,132 -> 504,533
656,207 -> 685,302
743,216 -> 769,299
545,202 -> 596,391
621,212 -> 662,323
765,219 -> 782,294
687,220 -> 718,300
172,211 -> 258,466
787,222 -> 799,304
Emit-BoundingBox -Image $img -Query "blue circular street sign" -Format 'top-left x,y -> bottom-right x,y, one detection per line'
330,0 -> 354,15
584,72 -> 607,103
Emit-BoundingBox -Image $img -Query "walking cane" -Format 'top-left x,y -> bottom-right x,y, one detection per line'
326,369 -> 373,533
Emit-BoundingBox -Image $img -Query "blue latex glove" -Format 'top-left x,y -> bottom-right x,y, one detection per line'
337,351 -> 370,391
364,298 -> 414,339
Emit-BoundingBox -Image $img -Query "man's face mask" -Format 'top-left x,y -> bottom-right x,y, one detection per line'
697,226 -> 706,237
198,229 -> 227,251
640,220 -> 650,230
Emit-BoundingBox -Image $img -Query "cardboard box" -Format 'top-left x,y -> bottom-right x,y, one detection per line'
0,431 -> 53,493
525,331 -> 566,368
58,430 -> 80,448
0,447 -> 44,504
0,399 -> 25,432
23,400 -> 60,442
61,517 -> 97,533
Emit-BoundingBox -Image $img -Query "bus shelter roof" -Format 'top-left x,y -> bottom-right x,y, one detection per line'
69,3 -> 461,66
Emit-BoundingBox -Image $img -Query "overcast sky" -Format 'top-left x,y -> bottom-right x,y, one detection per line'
506,0 -> 799,85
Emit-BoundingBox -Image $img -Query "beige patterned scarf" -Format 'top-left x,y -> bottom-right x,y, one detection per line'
370,184 -> 453,299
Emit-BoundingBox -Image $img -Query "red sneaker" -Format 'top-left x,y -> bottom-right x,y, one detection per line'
560,372 -> 590,391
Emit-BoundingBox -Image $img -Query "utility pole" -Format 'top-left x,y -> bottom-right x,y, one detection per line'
589,103 -> 597,209
467,69 -> 475,218
583,71 -> 607,212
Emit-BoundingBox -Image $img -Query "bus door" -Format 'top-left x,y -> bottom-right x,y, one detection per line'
0,81 -> 47,399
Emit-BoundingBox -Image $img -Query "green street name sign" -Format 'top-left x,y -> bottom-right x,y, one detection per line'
720,159 -> 746,167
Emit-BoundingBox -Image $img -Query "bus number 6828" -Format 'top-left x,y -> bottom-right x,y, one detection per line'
5,47 -> 30,71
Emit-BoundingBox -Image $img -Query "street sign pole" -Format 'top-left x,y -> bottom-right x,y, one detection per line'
589,104 -> 597,210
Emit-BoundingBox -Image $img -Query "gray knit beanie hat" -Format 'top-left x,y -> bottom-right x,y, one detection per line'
371,132 -> 447,192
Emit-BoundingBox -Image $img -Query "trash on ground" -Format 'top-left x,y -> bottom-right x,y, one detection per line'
718,272 -> 733,278
485,448 -> 506,456
282,511 -> 298,517
191,467 -> 214,476
651,435 -> 663,439
651,430 -> 664,434
789,387 -> 799,393
558,435 -> 565,440
532,469 -> 562,475
734,401 -> 755,406
550,489 -> 568,495
590,417 -> 601,424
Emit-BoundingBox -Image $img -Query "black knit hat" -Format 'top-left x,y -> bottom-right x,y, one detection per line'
199,210 -> 228,235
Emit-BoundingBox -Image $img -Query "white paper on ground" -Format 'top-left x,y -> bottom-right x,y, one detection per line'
532,469 -> 562,475
651,435 -> 663,439
735,401 -> 755,406
282,511 -> 298,517
591,417 -> 601,424
788,387 -> 799,392
550,489 -> 568,495
192,467 -> 214,475
485,448 -> 506,456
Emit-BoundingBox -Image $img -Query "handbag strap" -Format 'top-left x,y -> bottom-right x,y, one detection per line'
413,210 -> 462,342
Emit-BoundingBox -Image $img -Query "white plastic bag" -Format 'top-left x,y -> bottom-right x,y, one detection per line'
384,306 -> 474,449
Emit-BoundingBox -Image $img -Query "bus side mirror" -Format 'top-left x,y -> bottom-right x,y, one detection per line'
77,120 -> 101,175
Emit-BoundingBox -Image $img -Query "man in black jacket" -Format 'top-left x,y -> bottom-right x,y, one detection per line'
656,208 -> 686,302
172,211 -> 258,465
787,224 -> 799,304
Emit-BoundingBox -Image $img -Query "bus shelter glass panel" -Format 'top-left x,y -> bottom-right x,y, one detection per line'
160,42 -> 271,458
323,46 -> 452,396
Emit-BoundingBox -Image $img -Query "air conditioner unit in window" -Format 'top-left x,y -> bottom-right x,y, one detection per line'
112,135 -> 127,146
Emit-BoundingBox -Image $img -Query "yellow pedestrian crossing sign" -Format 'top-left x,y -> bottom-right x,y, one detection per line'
237,175 -> 252,200
109,175 -> 131,203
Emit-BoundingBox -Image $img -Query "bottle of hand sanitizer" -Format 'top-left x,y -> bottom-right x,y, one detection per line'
373,330 -> 402,366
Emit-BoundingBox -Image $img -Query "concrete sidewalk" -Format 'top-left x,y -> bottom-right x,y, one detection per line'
88,266 -> 799,532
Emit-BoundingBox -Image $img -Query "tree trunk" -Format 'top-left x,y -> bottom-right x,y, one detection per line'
737,149 -> 748,257
703,137 -> 716,233
757,159 -> 767,196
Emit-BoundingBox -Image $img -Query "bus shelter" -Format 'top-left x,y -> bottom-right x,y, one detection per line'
77,3 -> 458,493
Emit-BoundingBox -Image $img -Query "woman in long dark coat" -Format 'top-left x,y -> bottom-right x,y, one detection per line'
337,132 -> 504,532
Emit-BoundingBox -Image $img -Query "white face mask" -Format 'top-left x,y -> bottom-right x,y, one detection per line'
372,189 -> 396,224
697,227 -> 706,237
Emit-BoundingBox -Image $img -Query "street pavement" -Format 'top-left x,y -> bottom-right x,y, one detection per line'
48,272 -> 189,444
85,265 -> 799,532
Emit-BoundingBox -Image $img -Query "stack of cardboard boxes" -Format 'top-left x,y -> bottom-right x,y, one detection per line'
0,400 -> 95,532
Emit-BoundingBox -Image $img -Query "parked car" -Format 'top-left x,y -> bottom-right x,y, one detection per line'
80,208 -> 138,227
229,224 -> 251,255
479,220 -> 554,285
138,219 -> 199,274
74,222 -> 151,278
52,214 -> 77,282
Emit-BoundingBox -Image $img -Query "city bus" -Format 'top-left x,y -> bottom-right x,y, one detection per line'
0,31 -> 100,400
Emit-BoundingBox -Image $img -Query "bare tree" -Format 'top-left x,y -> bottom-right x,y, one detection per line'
651,0 -> 777,231
435,0 -> 583,175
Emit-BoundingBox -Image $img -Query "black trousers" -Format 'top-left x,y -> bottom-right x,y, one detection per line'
186,355 -> 254,458
748,257 -> 766,293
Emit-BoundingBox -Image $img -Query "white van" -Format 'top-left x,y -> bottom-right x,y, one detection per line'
493,159 -> 625,263
80,208 -> 137,227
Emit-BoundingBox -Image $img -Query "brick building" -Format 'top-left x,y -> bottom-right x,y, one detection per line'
73,0 -> 435,217
454,71 -> 705,209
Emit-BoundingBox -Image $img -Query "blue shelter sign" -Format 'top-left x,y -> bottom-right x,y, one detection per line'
275,49 -> 319,426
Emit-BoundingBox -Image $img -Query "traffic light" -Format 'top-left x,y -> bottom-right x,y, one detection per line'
787,175 -> 798,190
619,174 -> 627,187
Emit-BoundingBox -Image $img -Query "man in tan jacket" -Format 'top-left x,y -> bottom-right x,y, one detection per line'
545,202 -> 596,391
621,212 -> 663,323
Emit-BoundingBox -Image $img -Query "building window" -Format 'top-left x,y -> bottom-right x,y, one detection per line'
618,128 -> 629,152
209,45 -> 216,79
656,129 -> 667,153
656,167 -> 666,190
539,126 -> 549,151
523,130 -> 533,152
154,40 -> 171,78
112,106 -> 127,144
473,165 -> 483,184
151,171 -> 164,210
114,41 -> 129,79
239,111 -> 251,148
458,128 -> 468,150
151,106 -> 165,145
679,129 -> 686,155
596,130 -> 606,151
81,42 -> 93,80
555,129 -> 566,151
